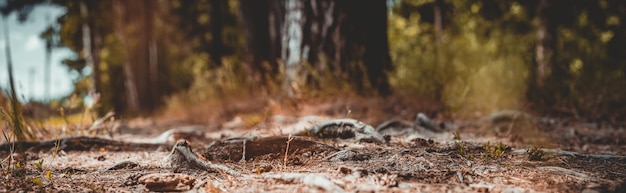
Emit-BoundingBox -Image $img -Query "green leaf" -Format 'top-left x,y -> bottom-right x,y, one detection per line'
32,178 -> 43,187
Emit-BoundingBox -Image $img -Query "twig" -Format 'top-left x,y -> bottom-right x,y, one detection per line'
284,134 -> 293,166
240,139 -> 247,162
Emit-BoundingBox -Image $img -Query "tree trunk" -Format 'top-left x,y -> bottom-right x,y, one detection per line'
433,0 -> 443,45
144,0 -> 158,111
239,0 -> 393,96
432,0 -> 445,100
112,0 -> 140,113
239,0 -> 280,84
83,0 -> 105,115
360,0 -> 392,96
209,0 -> 225,68
80,1 -> 95,101
302,1 -> 335,86
281,0 -> 305,96
535,0 -> 554,87
44,31 -> 51,102
111,0 -> 161,114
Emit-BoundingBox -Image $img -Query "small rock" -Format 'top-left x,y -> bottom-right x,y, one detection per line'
139,173 -> 196,192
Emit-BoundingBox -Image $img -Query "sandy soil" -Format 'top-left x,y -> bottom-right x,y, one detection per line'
1,106 -> 625,192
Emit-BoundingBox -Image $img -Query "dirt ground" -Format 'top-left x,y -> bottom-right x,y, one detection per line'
1,99 -> 625,193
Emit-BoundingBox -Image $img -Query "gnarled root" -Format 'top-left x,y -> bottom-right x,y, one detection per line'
297,119 -> 387,144
167,140 -> 242,177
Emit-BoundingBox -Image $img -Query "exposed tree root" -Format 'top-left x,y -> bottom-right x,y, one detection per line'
376,113 -> 443,137
0,136 -> 170,153
296,119 -> 387,144
262,172 -> 345,193
167,140 -> 242,177
204,136 -> 338,161
513,148 -> 626,160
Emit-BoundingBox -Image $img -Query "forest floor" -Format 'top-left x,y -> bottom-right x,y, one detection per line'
0,96 -> 625,192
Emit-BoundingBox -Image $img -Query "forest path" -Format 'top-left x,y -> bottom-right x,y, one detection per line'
0,111 -> 625,192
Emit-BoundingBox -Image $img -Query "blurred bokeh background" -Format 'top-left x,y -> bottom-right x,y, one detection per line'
0,0 -> 624,122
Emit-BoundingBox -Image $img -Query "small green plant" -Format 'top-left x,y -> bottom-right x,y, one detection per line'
455,140 -> 509,161
1,130 -> 16,170
482,142 -> 508,159
453,131 -> 472,159
33,159 -> 44,171
45,170 -> 52,180
32,177 -> 43,187
2,20 -> 32,143
454,141 -> 463,156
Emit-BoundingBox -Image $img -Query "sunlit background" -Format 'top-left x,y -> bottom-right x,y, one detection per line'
0,5 -> 74,101
0,0 -> 624,121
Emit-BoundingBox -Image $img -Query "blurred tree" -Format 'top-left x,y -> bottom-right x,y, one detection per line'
171,0 -> 238,69
239,0 -> 281,85
1,0 -> 232,115
533,0 -> 554,87
389,0 -> 625,118
239,0 -> 393,96
41,14 -> 54,102
2,0 -> 624,119
111,0 -> 157,113
519,0 -> 626,117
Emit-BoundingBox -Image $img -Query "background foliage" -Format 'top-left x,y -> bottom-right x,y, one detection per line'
1,0 -> 624,121
390,0 -> 625,119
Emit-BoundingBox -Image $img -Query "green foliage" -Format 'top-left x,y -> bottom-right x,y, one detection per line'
0,95 -> 31,142
2,0 -> 624,117
550,11 -> 626,116
1,14 -> 32,142
33,160 -> 44,171
453,131 -> 461,140
482,141 -> 508,159
454,140 -> 468,158
389,0 -> 626,117
389,1 -> 533,115
45,170 -> 52,180
32,177 -> 43,187
452,131 -> 508,160
454,140 -> 509,161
